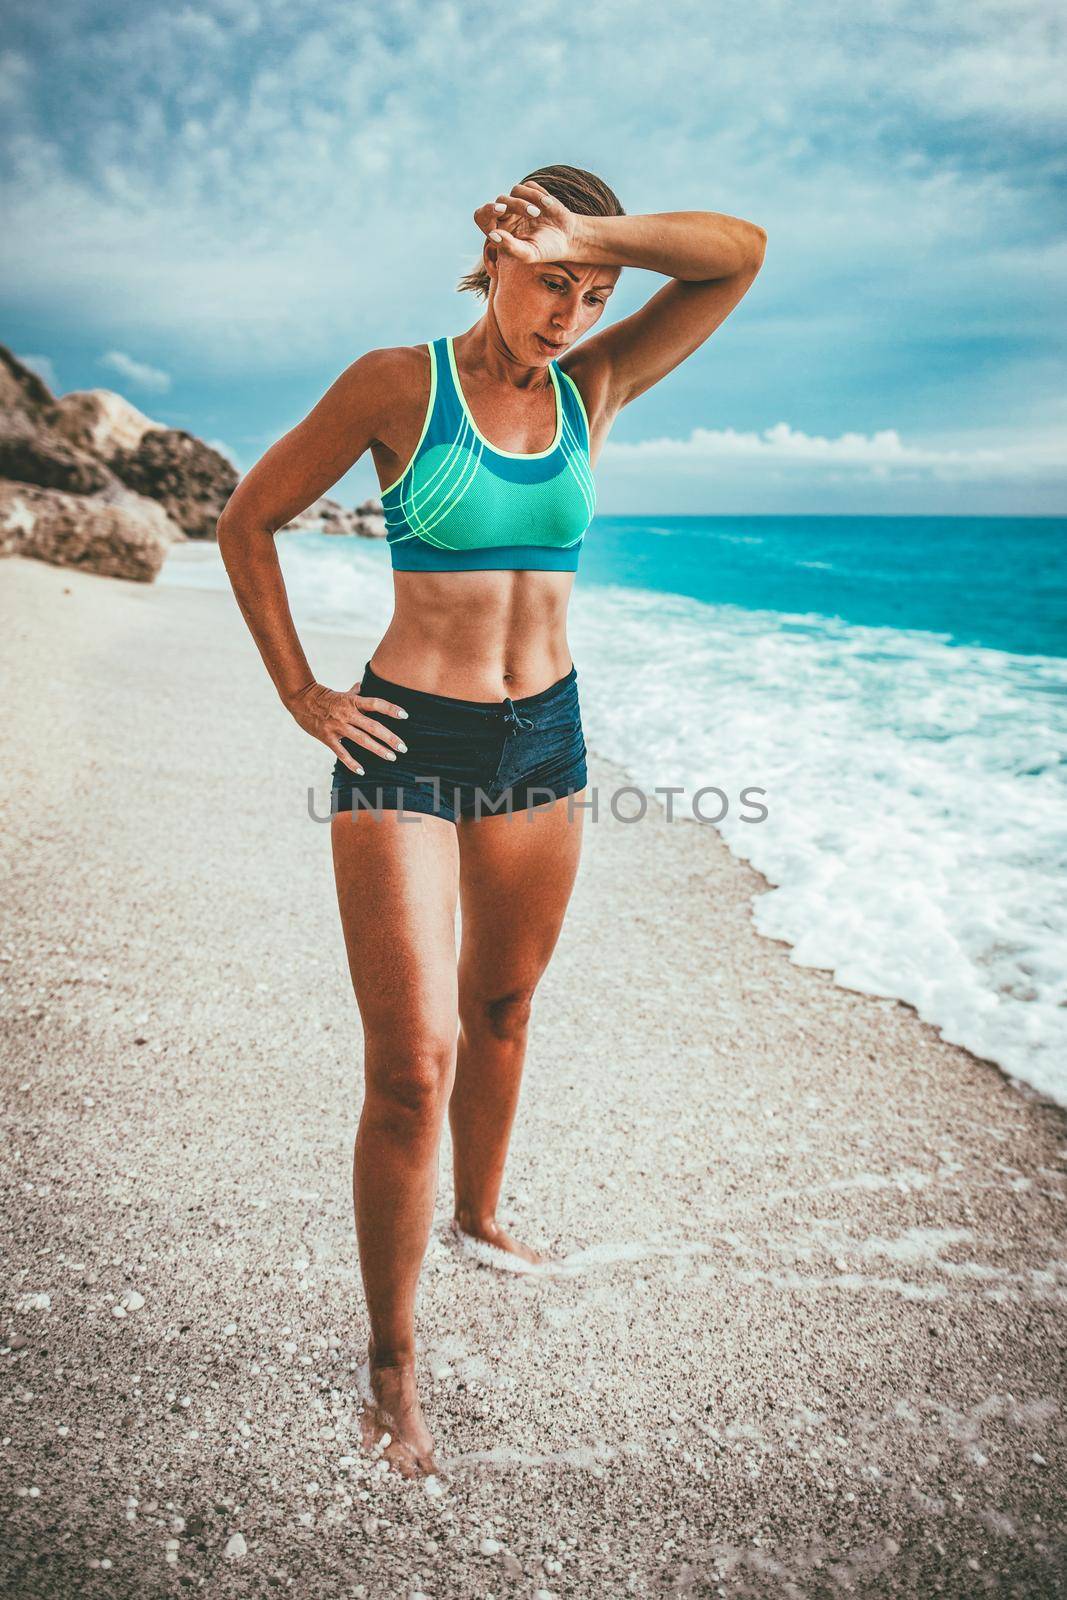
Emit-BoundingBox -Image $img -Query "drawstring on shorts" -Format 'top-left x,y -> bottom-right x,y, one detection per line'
501,696 -> 535,735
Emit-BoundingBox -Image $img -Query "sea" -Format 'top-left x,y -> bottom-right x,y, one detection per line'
161,515 -> 1067,1107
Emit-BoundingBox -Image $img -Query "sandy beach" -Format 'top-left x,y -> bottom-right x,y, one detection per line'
2,551 -> 1065,1597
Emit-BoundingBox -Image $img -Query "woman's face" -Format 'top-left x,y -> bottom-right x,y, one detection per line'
486,250 -> 621,364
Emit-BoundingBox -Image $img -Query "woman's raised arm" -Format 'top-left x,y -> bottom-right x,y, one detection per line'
490,183 -> 767,443
568,208 -> 767,434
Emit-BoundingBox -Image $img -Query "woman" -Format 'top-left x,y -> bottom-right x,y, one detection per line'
217,164 -> 766,1479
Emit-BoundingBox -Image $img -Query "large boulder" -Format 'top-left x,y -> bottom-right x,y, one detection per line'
92,478 -> 186,542
0,350 -> 115,494
45,388 -> 159,459
0,482 -> 174,582
108,427 -> 239,539
0,413 -> 114,494
0,347 -> 54,418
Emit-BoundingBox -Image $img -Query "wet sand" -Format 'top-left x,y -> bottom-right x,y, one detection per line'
1,552 -> 1065,1597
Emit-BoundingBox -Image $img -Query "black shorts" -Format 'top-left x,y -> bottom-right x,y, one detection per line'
331,659 -> 588,825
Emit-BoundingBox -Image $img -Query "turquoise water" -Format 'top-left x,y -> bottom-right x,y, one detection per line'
162,514 -> 1067,1104
579,516 -> 1067,659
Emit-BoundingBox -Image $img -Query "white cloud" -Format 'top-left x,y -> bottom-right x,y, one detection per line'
2,0 -> 1063,371
4,0 -> 1064,510
604,421 -> 1067,481
98,351 -> 172,393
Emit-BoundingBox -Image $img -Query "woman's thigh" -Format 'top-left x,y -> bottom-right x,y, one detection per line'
331,808 -> 461,1050
455,793 -> 586,1006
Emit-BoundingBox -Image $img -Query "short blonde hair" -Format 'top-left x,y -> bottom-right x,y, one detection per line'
457,163 -> 625,299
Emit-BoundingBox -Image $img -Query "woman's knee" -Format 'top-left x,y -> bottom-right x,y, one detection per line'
363,1029 -> 457,1126
460,983 -> 537,1043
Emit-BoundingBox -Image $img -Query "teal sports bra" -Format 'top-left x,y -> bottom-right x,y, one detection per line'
380,335 -> 596,572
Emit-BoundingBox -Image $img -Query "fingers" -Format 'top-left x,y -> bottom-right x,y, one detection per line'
322,688 -> 410,776
473,202 -> 535,242
356,694 -> 409,722
518,182 -> 566,217
514,179 -> 564,211
344,723 -> 402,760
472,188 -> 542,237
488,229 -> 533,258
473,200 -> 504,236
329,739 -> 364,776
347,694 -> 409,759
495,189 -> 541,218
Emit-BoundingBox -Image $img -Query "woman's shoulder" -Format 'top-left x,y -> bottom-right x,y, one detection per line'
345,341 -> 432,394
354,345 -> 436,484
332,344 -> 434,443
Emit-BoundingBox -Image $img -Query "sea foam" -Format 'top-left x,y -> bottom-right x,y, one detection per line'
162,533 -> 1067,1107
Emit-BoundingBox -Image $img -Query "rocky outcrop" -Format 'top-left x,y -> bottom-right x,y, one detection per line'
0,348 -> 193,580
285,495 -> 386,538
0,414 -> 113,495
0,482 -> 173,582
39,381 -> 238,539
0,342 -> 385,581
108,428 -> 238,540
45,388 -> 159,459
0,350 -> 114,494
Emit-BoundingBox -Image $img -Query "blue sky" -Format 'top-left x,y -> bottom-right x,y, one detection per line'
2,0 -> 1064,514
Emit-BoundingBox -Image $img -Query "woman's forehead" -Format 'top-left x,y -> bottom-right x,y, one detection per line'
541,259 -> 621,289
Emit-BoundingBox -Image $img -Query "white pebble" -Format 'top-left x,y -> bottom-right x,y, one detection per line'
14,1293 -> 50,1313
223,1532 -> 247,1560
222,1323 -> 237,1337
118,1290 -> 145,1313
480,1537 -> 501,1555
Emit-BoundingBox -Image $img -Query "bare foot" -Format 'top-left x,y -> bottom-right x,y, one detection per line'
449,1214 -> 553,1273
357,1346 -> 440,1480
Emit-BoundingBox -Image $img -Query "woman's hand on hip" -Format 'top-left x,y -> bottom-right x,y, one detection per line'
286,680 -> 409,774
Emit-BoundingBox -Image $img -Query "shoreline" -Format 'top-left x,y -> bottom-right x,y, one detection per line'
160,537 -> 1047,1113
2,553 -> 1065,1598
